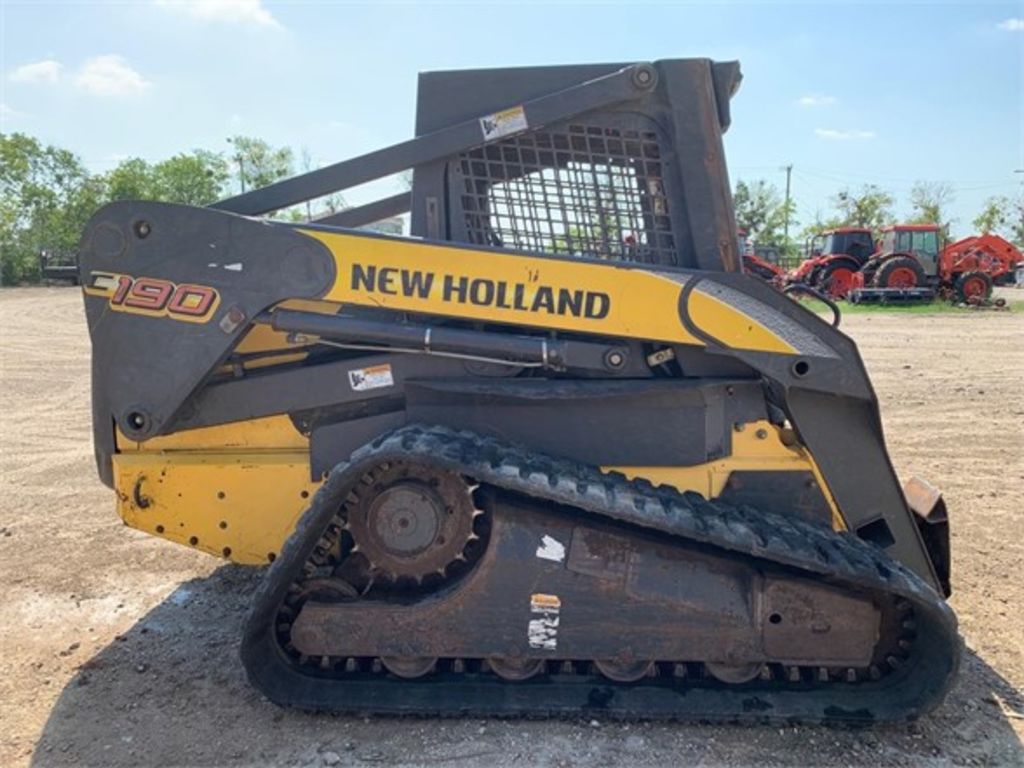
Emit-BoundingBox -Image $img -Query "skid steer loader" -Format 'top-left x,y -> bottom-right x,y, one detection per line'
79,59 -> 958,722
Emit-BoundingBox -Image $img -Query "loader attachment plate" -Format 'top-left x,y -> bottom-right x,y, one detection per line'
904,477 -> 951,597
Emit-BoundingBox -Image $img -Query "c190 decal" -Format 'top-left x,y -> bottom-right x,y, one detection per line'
85,272 -> 220,323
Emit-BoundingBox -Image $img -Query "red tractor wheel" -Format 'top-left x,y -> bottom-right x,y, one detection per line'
873,256 -> 926,289
954,271 -> 993,304
816,261 -> 859,298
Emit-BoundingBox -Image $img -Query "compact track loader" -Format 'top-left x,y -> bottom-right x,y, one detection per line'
80,59 -> 958,722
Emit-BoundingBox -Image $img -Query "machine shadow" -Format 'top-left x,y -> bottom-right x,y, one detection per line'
30,565 -> 1024,767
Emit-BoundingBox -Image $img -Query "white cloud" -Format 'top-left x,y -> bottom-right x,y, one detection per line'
815,128 -> 876,141
9,59 -> 62,84
73,55 -> 151,96
998,18 -> 1024,31
154,0 -> 280,27
1,102 -> 28,120
797,94 -> 836,107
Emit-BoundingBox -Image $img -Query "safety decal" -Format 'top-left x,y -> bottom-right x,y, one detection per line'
480,105 -> 528,141
528,593 -> 560,650
535,534 -> 566,563
348,363 -> 394,392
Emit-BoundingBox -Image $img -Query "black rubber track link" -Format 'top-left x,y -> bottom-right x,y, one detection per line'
241,424 -> 961,723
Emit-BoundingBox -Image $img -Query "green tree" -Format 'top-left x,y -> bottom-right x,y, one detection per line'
227,135 -> 293,194
102,151 -> 228,206
801,213 -> 845,239
908,181 -> 954,240
152,150 -> 230,205
832,185 -> 894,232
732,179 -> 794,246
973,196 -> 1009,234
1012,194 -> 1024,246
971,194 -> 1024,245
0,133 -> 104,284
104,157 -> 158,201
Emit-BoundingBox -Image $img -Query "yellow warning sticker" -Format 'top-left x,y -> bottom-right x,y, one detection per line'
530,593 -> 561,610
480,105 -> 528,141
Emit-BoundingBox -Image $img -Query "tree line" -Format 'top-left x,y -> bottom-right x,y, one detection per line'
2,130 -> 1022,284
734,178 -> 1024,256
0,133 -> 343,284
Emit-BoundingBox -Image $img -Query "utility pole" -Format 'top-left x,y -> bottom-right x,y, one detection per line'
1015,170 -> 1023,249
782,164 -> 793,242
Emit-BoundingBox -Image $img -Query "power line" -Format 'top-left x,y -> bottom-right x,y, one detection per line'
794,166 -> 1016,189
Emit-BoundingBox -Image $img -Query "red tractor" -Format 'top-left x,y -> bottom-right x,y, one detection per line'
852,224 -> 1023,303
789,223 -> 1023,303
737,228 -> 786,283
936,232 -> 1023,302
787,227 -> 875,298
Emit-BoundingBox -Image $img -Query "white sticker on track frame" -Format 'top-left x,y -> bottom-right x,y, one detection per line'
480,105 -> 528,142
535,534 -> 565,563
348,363 -> 394,392
528,593 -> 560,650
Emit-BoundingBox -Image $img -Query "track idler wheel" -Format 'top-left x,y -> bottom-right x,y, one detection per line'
488,657 -> 546,681
595,659 -> 656,682
381,656 -> 438,679
705,662 -> 764,684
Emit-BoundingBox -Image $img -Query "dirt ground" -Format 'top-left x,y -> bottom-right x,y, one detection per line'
1,286 -> 1022,768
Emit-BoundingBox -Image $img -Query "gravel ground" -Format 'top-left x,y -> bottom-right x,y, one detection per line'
1,286 -> 1021,767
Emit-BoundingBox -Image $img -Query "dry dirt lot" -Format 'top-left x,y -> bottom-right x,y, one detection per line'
1,286 -> 1022,767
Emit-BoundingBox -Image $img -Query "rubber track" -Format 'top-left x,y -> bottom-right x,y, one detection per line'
241,424 -> 961,723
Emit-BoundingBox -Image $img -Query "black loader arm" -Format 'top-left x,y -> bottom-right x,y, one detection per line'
79,201 -> 336,484
681,271 -> 949,596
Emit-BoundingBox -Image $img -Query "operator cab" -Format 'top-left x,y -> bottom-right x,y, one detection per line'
882,225 -> 940,276
820,228 -> 874,264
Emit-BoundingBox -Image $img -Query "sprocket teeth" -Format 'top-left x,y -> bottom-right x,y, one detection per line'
340,461 -> 487,587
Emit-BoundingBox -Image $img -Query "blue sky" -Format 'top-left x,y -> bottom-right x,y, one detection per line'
1,0 -> 1021,236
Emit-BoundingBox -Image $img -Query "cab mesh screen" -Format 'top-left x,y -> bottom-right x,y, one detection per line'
458,124 -> 675,264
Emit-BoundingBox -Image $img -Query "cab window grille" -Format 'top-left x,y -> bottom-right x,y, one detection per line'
458,124 -> 675,264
